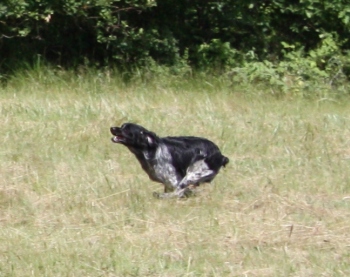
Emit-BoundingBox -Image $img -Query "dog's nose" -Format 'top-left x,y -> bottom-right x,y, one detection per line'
110,127 -> 118,134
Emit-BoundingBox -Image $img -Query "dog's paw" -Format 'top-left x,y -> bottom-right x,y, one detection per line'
153,192 -> 178,199
153,191 -> 181,199
153,188 -> 196,199
182,188 -> 195,198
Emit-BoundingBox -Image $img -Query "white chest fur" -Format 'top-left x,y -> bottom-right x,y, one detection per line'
143,144 -> 180,188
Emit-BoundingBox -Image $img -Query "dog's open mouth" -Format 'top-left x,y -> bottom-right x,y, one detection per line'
111,135 -> 125,143
110,127 -> 125,143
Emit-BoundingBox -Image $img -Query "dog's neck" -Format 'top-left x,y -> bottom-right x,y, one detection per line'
128,146 -> 158,163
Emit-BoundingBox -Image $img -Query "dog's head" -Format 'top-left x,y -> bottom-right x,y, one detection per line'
110,123 -> 159,149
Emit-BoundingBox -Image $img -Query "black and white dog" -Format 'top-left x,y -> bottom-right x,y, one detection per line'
110,123 -> 229,198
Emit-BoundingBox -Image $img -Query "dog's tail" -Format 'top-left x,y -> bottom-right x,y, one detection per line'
222,156 -> 229,167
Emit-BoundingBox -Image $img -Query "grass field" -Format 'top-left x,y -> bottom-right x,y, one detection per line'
1,70 -> 350,276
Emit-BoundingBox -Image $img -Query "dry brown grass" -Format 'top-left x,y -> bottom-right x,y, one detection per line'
0,71 -> 350,276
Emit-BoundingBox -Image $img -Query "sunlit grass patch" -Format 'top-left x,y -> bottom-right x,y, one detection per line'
0,69 -> 350,276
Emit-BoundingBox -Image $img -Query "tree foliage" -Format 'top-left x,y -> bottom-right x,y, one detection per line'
0,0 -> 349,73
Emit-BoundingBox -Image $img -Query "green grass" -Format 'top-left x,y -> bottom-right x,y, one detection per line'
1,69 -> 350,276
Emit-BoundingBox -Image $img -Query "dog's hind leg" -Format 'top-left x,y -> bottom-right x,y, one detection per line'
178,159 -> 216,190
154,159 -> 216,199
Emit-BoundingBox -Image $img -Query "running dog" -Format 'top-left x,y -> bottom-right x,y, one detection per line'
110,123 -> 229,198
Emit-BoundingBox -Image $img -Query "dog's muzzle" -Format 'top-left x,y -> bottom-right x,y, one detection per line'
110,127 -> 124,143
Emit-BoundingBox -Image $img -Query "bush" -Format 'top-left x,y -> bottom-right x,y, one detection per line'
1,0 -> 350,96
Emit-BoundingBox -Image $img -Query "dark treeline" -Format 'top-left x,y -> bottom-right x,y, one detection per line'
1,0 -> 349,73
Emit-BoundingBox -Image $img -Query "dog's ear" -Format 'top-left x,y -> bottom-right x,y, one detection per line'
141,131 -> 157,147
146,134 -> 154,145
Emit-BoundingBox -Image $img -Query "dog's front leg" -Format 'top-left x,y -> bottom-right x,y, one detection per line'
164,183 -> 174,193
153,182 -> 175,199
